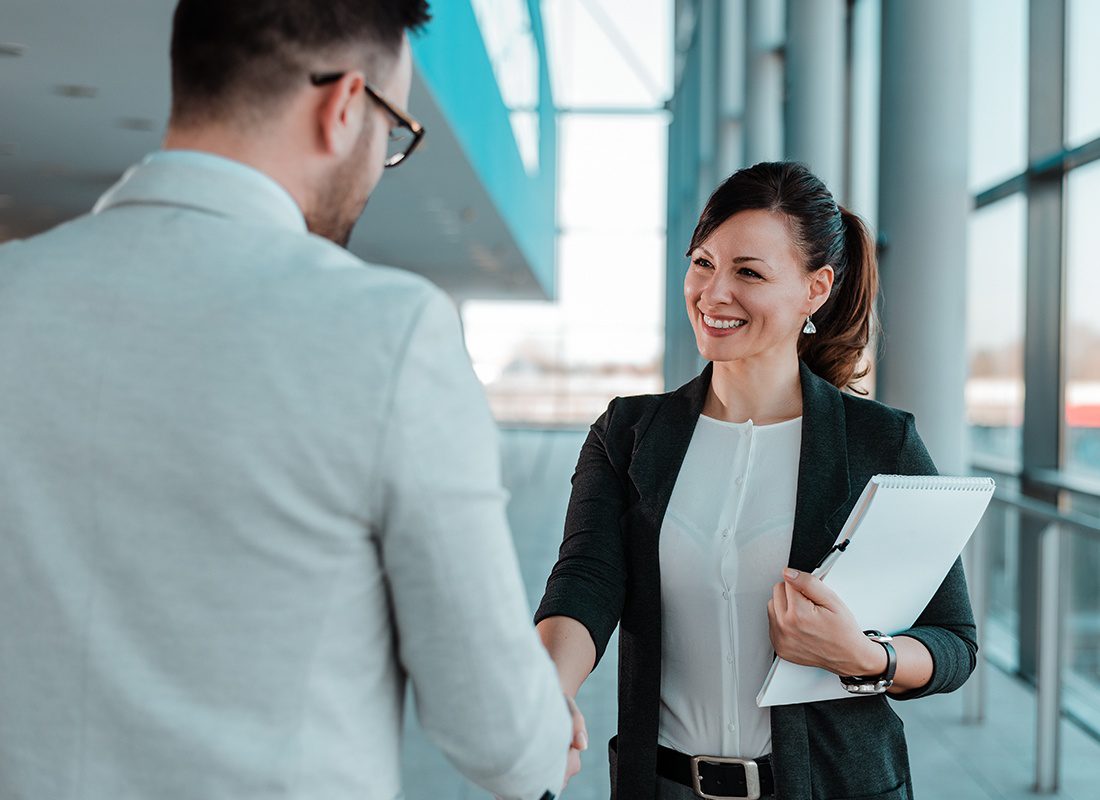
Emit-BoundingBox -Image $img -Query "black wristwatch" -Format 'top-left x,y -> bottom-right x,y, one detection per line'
839,630 -> 896,694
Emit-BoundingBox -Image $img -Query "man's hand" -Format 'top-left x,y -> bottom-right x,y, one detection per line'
562,694 -> 587,790
766,568 -> 887,678
493,695 -> 586,800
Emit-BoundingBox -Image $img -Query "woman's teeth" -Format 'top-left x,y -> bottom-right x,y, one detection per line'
703,314 -> 747,329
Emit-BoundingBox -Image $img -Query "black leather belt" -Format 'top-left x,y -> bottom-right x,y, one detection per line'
656,743 -> 774,800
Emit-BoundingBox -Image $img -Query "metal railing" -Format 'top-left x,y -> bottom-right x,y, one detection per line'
963,478 -> 1100,794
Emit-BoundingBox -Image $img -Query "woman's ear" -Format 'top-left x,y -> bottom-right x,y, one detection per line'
808,265 -> 835,312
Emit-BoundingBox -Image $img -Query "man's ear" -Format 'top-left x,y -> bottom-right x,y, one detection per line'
315,71 -> 367,157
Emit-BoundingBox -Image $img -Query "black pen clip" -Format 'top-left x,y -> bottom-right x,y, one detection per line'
812,538 -> 851,571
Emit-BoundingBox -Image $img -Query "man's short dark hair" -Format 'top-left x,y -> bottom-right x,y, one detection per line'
169,0 -> 431,127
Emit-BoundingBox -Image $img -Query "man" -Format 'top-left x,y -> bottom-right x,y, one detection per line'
0,2 -> 584,798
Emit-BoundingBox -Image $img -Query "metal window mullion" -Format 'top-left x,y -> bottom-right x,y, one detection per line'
718,0 -> 747,177
1036,521 -> 1068,793
974,136 -> 1100,210
745,0 -> 786,164
964,502 -> 993,724
697,0 -> 720,195
1021,0 -> 1068,792
665,9 -> 705,390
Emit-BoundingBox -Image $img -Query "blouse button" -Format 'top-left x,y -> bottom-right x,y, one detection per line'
734,475 -> 743,486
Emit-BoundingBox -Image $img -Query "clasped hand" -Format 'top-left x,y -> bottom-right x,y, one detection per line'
494,695 -> 586,800
564,694 -> 587,789
767,567 -> 885,678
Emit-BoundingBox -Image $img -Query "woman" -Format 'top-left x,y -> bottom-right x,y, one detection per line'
535,162 -> 977,800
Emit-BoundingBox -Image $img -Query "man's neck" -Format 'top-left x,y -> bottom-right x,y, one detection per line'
162,126 -> 310,215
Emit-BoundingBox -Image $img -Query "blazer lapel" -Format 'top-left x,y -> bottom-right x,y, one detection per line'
626,362 -> 712,525
788,361 -> 852,571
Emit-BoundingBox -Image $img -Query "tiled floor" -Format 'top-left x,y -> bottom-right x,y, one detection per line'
399,429 -> 1100,799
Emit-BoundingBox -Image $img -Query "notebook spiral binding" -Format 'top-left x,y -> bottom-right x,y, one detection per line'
872,475 -> 996,492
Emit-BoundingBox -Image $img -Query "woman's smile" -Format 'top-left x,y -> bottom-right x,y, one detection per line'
701,313 -> 749,336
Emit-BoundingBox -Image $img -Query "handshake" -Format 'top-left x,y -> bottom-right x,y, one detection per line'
564,694 -> 589,789
495,693 -> 587,800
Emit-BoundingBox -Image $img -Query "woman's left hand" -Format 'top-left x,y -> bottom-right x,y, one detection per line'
767,567 -> 886,677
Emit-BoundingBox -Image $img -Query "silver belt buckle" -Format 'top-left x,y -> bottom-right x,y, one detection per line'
690,755 -> 762,800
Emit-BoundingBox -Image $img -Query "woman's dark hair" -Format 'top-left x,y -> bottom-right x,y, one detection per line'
686,161 -> 879,393
170,0 -> 432,126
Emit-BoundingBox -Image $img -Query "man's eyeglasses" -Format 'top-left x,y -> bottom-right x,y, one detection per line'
309,72 -> 425,168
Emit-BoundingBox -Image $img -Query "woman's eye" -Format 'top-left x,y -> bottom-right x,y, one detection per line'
692,258 -> 713,270
739,268 -> 762,279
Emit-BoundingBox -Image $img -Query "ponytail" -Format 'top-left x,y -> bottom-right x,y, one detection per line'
797,206 -> 879,394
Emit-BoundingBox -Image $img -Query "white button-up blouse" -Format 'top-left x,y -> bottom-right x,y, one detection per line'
658,413 -> 803,760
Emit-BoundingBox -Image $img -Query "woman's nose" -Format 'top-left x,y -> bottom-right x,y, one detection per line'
701,270 -> 737,306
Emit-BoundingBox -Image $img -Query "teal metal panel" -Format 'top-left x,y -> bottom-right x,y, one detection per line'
665,11 -> 707,390
411,0 -> 557,299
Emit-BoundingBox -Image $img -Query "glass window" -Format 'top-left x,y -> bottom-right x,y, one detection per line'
470,0 -> 541,172
966,196 -> 1027,464
1065,160 -> 1100,478
542,0 -> 673,109
463,113 -> 668,426
1066,0 -> 1100,148
969,0 -> 1028,191
557,229 -> 665,371
462,0 -> 674,427
558,114 -> 667,232
463,229 -> 665,426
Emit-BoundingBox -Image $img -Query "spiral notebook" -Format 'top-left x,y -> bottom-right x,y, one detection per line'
756,474 -> 996,708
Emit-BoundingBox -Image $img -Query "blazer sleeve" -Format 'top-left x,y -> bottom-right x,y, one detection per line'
534,400 -> 629,669
889,413 -> 979,701
375,288 -> 570,800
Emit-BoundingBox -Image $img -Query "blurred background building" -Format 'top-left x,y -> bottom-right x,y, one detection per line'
3,0 -> 1100,798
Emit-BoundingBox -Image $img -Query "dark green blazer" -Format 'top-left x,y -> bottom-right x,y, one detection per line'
535,362 -> 978,800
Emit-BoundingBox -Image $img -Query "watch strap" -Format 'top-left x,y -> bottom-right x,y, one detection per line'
840,630 -> 897,691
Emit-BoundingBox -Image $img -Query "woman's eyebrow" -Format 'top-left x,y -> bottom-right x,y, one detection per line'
693,248 -> 771,268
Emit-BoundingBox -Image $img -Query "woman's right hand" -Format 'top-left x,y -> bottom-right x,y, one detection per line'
537,617 -> 595,790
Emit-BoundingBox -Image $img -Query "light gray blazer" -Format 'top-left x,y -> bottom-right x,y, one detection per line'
0,152 -> 569,800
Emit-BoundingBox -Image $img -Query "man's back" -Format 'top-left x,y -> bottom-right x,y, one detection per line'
0,154 -> 569,799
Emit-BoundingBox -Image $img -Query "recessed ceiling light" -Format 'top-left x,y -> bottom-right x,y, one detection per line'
117,117 -> 156,132
0,43 -> 25,57
55,85 -> 98,99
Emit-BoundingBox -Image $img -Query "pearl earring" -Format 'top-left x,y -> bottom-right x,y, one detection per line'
802,315 -> 817,335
